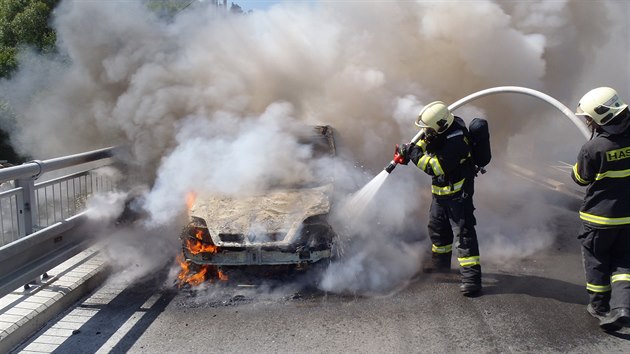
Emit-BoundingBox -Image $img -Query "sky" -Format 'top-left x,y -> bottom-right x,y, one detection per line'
0,0 -> 628,295
233,0 -> 316,13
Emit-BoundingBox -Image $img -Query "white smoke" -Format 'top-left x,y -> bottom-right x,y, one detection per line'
0,0 -> 627,293
143,101 -> 322,225
85,191 -> 128,222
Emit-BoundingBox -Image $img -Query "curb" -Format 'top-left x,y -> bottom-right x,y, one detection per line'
0,248 -> 109,353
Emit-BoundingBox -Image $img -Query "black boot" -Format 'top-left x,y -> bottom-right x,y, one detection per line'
460,264 -> 482,297
587,304 -> 608,321
599,307 -> 630,332
422,252 -> 451,273
460,282 -> 482,297
587,291 -> 610,319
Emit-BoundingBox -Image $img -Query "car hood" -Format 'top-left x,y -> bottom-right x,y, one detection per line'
190,184 -> 332,242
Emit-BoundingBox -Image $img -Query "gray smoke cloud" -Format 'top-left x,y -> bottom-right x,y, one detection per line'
0,0 -> 628,294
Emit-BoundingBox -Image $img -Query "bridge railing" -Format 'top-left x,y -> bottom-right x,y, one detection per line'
0,146 -> 120,298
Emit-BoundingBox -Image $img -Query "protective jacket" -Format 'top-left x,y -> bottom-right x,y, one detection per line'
408,117 -> 475,198
572,109 -> 630,227
408,116 -> 481,285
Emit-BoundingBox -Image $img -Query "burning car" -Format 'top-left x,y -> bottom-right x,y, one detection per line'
178,125 -> 337,286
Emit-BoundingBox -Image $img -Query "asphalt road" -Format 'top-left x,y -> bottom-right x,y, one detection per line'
10,164 -> 630,353
12,210 -> 630,354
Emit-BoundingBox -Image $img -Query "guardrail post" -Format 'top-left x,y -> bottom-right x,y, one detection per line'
15,177 -> 42,289
15,177 -> 38,237
15,178 -> 38,238
0,146 -> 118,295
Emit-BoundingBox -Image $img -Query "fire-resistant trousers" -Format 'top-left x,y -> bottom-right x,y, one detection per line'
579,223 -> 630,312
428,191 -> 481,284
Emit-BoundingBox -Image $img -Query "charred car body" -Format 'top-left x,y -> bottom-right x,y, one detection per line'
179,126 -> 337,281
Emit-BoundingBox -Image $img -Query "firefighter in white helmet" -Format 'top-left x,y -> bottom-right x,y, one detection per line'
572,87 -> 630,331
394,101 -> 482,296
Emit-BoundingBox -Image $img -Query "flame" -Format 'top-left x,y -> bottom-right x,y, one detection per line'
186,238 -> 218,254
176,253 -> 228,287
177,192 -> 228,287
186,191 -> 197,210
176,254 -> 193,286
185,227 -> 219,254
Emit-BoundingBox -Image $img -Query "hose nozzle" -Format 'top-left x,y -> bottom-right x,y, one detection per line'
385,161 -> 397,174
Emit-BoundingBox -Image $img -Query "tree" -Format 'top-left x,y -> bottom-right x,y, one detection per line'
144,0 -> 198,19
0,127 -> 20,163
0,0 -> 59,79
0,1 -> 59,162
230,3 -> 243,14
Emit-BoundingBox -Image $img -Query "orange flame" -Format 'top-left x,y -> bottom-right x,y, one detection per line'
176,253 -> 228,287
186,192 -> 197,211
186,238 -> 218,254
176,254 -> 192,285
177,254 -> 207,287
177,192 -> 228,287
187,267 -> 208,286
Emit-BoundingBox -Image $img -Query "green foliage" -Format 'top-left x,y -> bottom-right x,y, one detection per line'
0,95 -> 21,163
0,46 -> 17,78
0,0 -> 59,78
0,127 -> 21,163
12,2 -> 52,46
144,0 -> 197,18
0,0 -> 58,161
230,3 -> 243,14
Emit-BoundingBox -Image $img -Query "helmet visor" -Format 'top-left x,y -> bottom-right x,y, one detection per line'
414,117 -> 430,128
575,105 -> 590,118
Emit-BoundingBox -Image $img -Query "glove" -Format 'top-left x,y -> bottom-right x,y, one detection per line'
393,143 -> 411,165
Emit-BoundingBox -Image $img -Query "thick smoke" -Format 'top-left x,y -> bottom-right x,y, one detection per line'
0,1 -> 628,294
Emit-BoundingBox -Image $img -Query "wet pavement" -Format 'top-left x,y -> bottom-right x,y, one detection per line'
11,240 -> 630,353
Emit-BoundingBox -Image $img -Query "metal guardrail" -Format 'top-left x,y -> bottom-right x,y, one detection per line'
0,147 -> 119,299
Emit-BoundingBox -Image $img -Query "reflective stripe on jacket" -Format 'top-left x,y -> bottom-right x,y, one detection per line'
572,113 -> 630,226
408,117 -> 474,198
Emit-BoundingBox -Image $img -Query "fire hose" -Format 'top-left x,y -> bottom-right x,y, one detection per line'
384,86 -> 591,173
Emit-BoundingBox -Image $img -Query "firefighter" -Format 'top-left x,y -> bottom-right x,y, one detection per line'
572,87 -> 630,331
394,101 -> 481,296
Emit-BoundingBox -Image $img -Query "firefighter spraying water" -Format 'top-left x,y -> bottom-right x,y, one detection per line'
392,101 -> 486,295
385,86 -> 591,175
349,86 -> 591,210
343,86 -> 593,296
351,86 -> 590,218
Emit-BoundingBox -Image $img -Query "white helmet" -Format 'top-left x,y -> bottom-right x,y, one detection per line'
576,87 -> 628,126
415,101 -> 454,134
